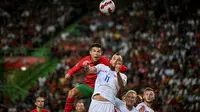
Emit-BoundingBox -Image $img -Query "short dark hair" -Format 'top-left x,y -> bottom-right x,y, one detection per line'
136,95 -> 143,104
114,52 -> 120,55
89,43 -> 102,51
113,52 -> 123,63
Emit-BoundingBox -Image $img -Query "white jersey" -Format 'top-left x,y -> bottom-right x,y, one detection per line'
89,99 -> 115,112
115,98 -> 137,112
93,64 -> 127,105
135,102 -> 154,112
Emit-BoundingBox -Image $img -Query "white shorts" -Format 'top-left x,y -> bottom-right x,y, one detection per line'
88,99 -> 115,112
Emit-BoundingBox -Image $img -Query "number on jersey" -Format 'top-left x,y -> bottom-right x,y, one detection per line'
104,75 -> 110,82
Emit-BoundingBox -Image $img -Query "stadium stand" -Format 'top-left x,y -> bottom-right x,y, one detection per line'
0,0 -> 200,112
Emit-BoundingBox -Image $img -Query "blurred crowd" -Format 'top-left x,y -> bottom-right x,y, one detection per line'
0,0 -> 78,55
1,0 -> 200,112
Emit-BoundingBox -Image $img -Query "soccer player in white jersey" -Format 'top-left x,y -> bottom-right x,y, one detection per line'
115,90 -> 138,112
83,53 -> 127,112
136,87 -> 155,112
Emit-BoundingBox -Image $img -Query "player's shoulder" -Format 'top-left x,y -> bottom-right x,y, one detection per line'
97,63 -> 107,67
99,56 -> 110,65
115,97 -> 124,104
42,109 -> 49,112
30,109 -> 36,112
82,56 -> 91,60
136,102 -> 146,109
101,55 -> 109,59
100,56 -> 110,60
96,64 -> 110,70
137,102 -> 145,106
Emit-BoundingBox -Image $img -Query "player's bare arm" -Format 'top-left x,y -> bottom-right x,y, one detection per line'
117,72 -> 124,88
115,65 -> 124,88
83,61 -> 97,74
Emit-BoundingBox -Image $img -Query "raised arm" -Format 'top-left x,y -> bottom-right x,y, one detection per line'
116,65 -> 127,89
117,72 -> 125,88
65,56 -> 89,79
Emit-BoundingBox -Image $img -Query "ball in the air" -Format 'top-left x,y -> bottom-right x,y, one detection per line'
99,0 -> 116,15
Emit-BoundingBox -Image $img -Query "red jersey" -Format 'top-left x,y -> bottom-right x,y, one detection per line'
31,108 -> 49,112
67,56 -> 127,89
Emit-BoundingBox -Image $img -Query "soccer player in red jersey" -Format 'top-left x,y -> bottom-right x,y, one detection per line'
64,43 -> 127,112
31,97 -> 49,112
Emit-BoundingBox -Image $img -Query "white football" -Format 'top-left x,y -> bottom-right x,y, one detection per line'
99,0 -> 116,15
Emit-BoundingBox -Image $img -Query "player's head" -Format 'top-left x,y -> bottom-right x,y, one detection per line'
75,99 -> 85,112
35,97 -> 45,108
135,95 -> 143,106
121,93 -> 126,103
110,52 -> 123,68
125,90 -> 137,107
89,43 -> 103,63
143,87 -> 155,103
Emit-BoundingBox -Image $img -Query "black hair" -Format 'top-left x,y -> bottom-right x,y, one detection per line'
89,43 -> 103,51
113,52 -> 123,63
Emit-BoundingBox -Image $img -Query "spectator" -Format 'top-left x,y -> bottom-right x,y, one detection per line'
136,87 -> 155,112
31,97 -> 49,112
74,99 -> 86,112
115,90 -> 138,112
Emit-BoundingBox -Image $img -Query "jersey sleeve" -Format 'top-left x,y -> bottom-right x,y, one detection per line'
135,103 -> 144,110
120,65 -> 127,72
115,97 -> 124,109
67,57 -> 88,76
